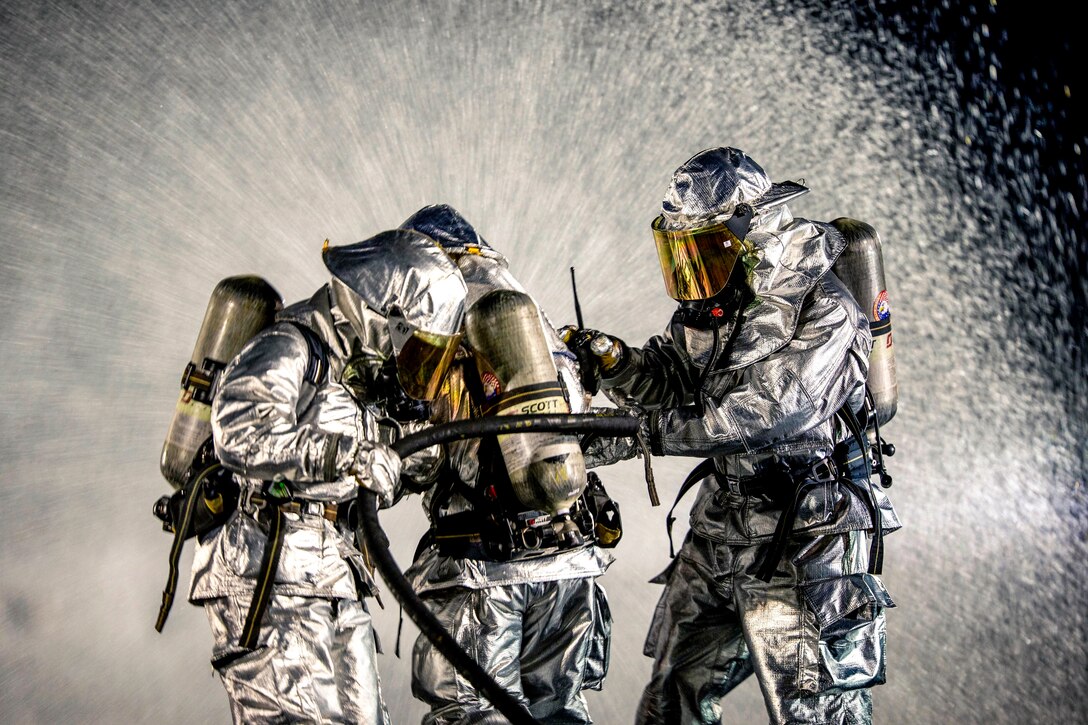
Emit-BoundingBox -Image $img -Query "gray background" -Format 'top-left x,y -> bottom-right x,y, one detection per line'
1,1 -> 1084,723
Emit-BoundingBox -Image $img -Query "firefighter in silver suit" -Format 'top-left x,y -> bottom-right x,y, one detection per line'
399,204 -> 614,724
191,229 -> 467,724
566,148 -> 900,724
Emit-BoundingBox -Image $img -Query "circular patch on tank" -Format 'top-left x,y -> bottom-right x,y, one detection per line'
482,371 -> 501,400
873,290 -> 891,321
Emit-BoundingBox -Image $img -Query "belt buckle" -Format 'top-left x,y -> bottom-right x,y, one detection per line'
300,500 -> 324,518
811,458 -> 837,483
239,487 -> 264,516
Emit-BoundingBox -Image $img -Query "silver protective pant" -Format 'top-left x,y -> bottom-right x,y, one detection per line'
205,594 -> 390,724
637,530 -> 893,725
412,577 -> 611,724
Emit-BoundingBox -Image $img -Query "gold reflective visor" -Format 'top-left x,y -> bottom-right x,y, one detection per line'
394,329 -> 462,401
651,215 -> 745,301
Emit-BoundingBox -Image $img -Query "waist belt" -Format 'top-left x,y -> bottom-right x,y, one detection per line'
752,457 -> 841,582
664,453 -> 882,582
661,457 -> 822,557
247,494 -> 341,524
430,505 -> 595,563
753,443 -> 883,582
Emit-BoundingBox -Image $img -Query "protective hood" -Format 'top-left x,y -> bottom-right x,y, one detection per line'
323,229 -> 468,400
400,204 -> 509,265
657,147 -> 845,369
324,278 -> 392,358
323,229 -> 466,338
659,146 -> 810,231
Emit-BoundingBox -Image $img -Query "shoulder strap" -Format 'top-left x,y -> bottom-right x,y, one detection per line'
665,458 -> 718,558
284,320 -> 329,386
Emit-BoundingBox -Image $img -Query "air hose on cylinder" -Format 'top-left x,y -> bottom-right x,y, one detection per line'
357,412 -> 640,725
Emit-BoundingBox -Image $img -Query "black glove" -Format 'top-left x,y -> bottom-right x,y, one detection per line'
559,326 -> 627,396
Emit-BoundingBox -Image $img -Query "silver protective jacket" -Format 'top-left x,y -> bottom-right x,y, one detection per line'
603,202 -> 899,541
191,284 -> 441,602
407,242 -> 609,595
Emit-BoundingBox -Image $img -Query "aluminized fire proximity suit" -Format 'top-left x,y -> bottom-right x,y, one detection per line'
400,205 -> 613,724
582,148 -> 900,724
191,229 -> 467,724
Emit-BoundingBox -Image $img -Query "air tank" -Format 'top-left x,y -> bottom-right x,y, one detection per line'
160,276 -> 282,488
465,289 -> 588,530
831,218 -> 898,427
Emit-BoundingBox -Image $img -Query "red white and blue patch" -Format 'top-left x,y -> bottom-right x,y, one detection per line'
873,290 -> 891,321
482,371 -> 502,401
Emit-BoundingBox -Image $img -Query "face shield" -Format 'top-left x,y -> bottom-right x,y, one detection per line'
651,205 -> 753,301
387,304 -> 462,400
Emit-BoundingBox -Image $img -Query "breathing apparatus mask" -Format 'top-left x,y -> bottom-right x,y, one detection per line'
385,304 -> 461,401
342,351 -> 431,422
652,202 -> 753,303
652,201 -> 756,335
334,306 -> 461,417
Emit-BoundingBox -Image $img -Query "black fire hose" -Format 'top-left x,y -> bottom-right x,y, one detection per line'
357,413 -> 640,725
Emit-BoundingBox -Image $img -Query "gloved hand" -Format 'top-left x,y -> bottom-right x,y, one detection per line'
352,442 -> 402,508
558,326 -> 628,396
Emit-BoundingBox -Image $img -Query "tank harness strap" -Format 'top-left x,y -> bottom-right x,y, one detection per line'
665,458 -> 718,559
239,503 -> 286,650
839,402 -> 884,576
754,459 -> 833,581
284,321 -> 329,386
867,388 -> 894,489
154,462 -> 222,632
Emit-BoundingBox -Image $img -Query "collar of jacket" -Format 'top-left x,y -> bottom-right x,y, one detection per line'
276,285 -> 391,366
722,209 -> 847,370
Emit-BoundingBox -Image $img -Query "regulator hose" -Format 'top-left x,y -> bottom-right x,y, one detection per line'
357,413 -> 640,725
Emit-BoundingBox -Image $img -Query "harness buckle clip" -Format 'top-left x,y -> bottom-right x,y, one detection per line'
810,458 -> 838,483
239,487 -> 266,517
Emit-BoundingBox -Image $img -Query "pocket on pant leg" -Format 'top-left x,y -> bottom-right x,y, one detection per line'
799,573 -> 895,694
582,582 -> 613,690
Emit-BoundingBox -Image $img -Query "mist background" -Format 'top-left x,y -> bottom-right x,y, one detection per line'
1,1 -> 1084,723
